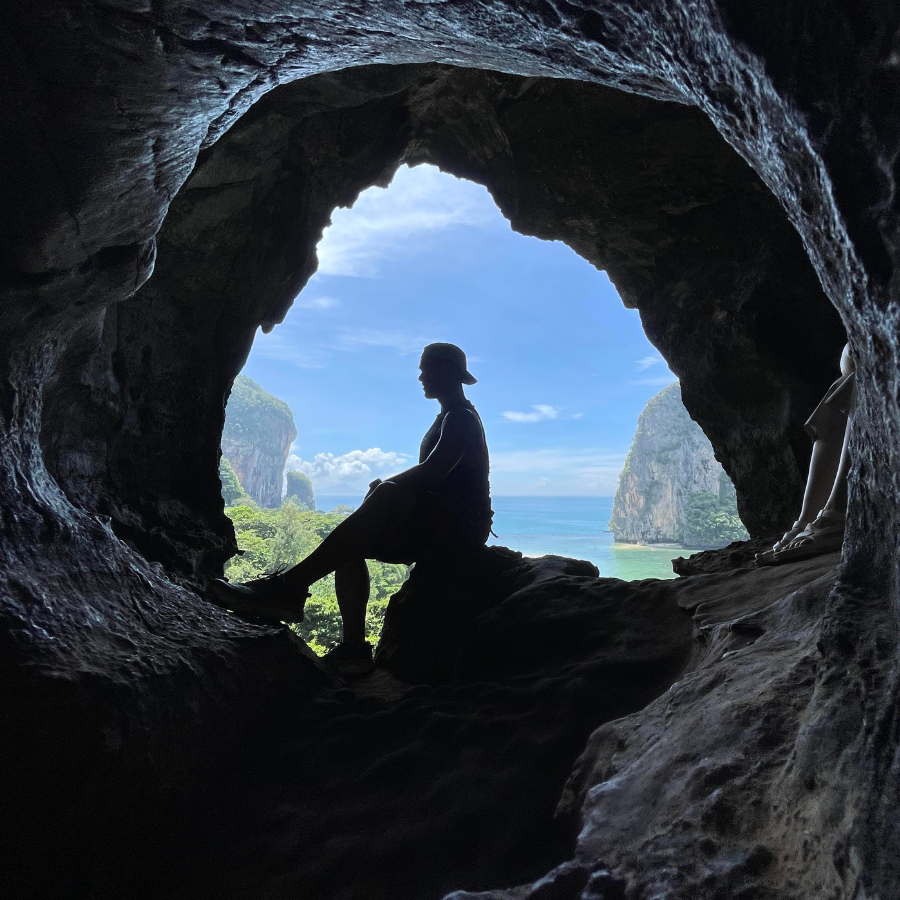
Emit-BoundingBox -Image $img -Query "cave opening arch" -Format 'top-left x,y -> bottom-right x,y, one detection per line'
40,63 -> 845,583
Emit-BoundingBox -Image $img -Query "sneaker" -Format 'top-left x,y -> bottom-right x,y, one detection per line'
321,641 -> 375,676
208,570 -> 309,623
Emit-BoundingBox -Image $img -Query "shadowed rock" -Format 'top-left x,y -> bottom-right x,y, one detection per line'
3,3 -> 900,899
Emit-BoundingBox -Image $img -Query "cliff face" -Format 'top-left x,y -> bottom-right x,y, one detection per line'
610,383 -> 739,544
222,376 -> 297,508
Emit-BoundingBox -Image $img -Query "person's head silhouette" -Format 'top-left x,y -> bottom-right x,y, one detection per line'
418,343 -> 477,402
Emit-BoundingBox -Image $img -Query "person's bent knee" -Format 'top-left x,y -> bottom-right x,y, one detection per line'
369,480 -> 415,503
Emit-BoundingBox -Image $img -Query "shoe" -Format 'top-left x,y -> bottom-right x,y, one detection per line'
208,570 -> 310,623
321,641 -> 375,676
768,509 -> 846,565
756,519 -> 810,566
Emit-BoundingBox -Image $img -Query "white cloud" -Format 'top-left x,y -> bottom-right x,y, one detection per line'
315,164 -> 500,277
635,354 -> 664,371
534,477 -> 553,488
571,412 -> 585,419
286,448 -> 410,491
501,404 -> 560,423
629,354 -> 676,386
294,295 -> 339,310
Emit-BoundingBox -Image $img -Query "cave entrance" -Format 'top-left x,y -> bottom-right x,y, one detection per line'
62,63 -> 843,585
221,160 -> 745,604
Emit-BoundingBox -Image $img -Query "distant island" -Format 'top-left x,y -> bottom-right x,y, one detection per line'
610,383 -> 748,549
220,375 -> 297,508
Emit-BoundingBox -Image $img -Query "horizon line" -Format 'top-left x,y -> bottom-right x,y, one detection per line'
314,492 -> 617,498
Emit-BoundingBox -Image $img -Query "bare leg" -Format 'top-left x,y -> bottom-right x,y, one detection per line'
798,436 -> 843,522
334,559 -> 370,645
822,415 -> 852,515
282,481 -> 415,590
759,411 -> 846,562
769,414 -> 852,562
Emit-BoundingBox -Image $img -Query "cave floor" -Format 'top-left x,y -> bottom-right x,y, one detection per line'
85,551 -> 841,900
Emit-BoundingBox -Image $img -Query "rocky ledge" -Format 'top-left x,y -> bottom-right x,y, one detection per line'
18,546 -> 844,900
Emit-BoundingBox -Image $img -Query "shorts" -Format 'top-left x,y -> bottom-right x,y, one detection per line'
370,490 -> 491,565
804,371 -> 857,441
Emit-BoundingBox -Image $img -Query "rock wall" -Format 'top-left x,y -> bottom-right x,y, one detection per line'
221,375 -> 297,508
610,383 -> 735,544
2,4 -> 900,900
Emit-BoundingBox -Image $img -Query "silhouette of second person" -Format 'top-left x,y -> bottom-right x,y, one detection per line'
210,343 -> 492,672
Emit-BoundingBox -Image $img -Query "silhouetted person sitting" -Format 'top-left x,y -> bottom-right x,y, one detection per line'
210,343 -> 492,673
757,342 -> 855,565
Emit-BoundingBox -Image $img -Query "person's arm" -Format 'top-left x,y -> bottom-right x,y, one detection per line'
374,409 -> 477,493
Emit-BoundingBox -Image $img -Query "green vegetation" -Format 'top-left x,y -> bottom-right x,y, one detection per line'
219,457 -> 252,506
224,501 -> 408,653
284,470 -> 315,510
680,483 -> 748,548
224,375 -> 295,442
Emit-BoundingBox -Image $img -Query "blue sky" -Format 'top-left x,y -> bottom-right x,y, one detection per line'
239,164 -> 676,497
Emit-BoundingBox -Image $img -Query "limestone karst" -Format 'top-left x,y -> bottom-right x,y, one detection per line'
221,375 -> 298,508
610,383 -> 748,547
284,470 -> 316,510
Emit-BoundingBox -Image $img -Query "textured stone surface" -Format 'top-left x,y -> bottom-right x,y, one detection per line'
610,382 -> 738,544
447,553 -> 852,900
2,3 -> 900,900
39,551 -> 696,900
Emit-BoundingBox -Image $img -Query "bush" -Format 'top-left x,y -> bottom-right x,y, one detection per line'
224,502 -> 407,650
681,490 -> 748,548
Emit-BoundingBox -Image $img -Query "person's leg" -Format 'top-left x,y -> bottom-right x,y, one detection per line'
334,558 -> 370,646
758,409 -> 846,563
798,434 -> 843,523
822,415 -> 852,515
282,481 -> 416,591
772,415 -> 852,563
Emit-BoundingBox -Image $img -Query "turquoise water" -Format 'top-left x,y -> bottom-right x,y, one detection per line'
317,494 -> 681,581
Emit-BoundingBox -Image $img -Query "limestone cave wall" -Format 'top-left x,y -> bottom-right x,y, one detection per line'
2,2 -> 900,899
47,62 -> 844,579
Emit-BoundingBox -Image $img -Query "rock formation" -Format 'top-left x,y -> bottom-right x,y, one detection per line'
610,383 -> 748,546
219,456 -> 252,506
284,470 -> 316,510
221,375 -> 297,508
2,4 -> 900,900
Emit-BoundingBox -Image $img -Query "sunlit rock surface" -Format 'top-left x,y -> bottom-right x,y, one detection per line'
221,375 -> 297,508
610,383 -> 739,544
3,3 -> 900,899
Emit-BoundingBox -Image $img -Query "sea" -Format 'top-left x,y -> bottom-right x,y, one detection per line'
316,494 -> 682,581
